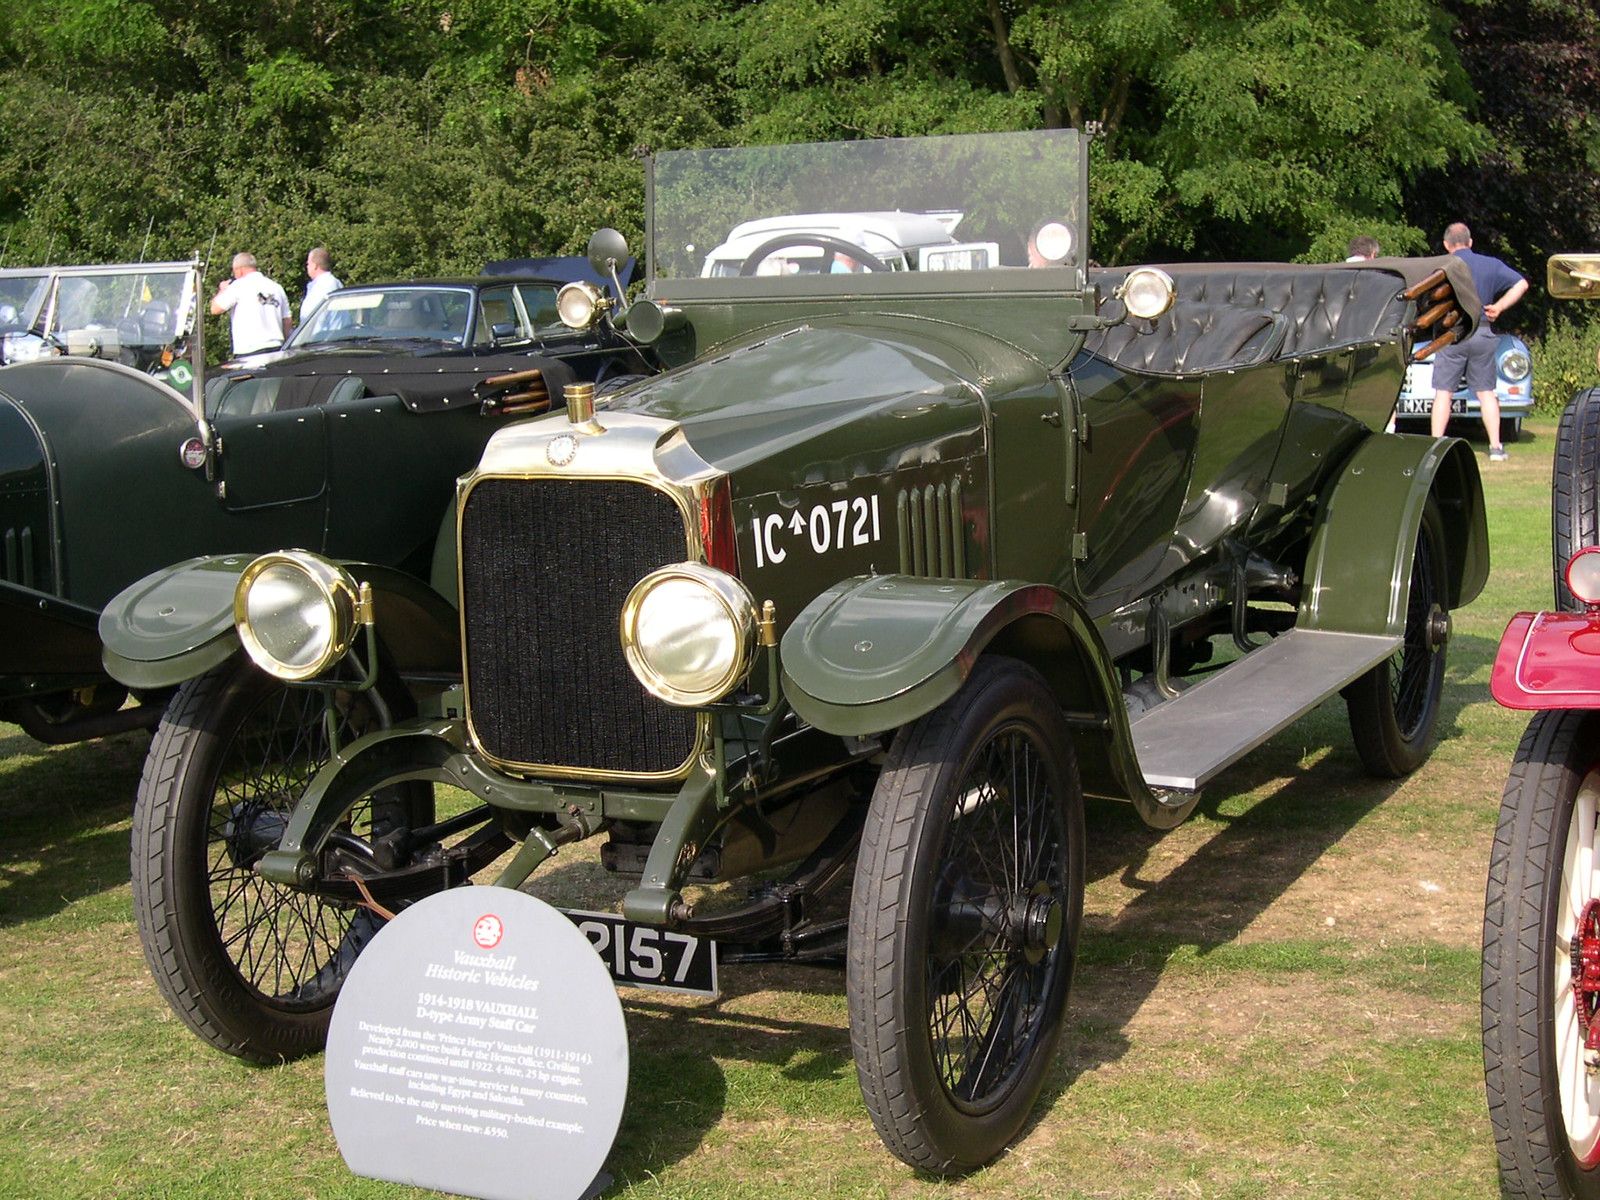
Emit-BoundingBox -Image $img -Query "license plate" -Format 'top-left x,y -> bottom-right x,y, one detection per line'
563,909 -> 719,997
1395,396 -> 1466,416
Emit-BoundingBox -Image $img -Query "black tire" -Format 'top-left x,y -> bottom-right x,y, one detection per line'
847,657 -> 1084,1174
1345,499 -> 1449,776
1483,709 -> 1600,1199
130,658 -> 432,1063
1555,388 -> 1600,612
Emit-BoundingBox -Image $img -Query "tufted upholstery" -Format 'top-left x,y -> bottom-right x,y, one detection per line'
1088,303 -> 1281,375
1085,264 -> 1409,376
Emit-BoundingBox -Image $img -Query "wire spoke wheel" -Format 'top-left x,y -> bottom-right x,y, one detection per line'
205,682 -> 383,1009
926,731 -> 1067,1107
130,658 -> 432,1062
849,658 -> 1083,1175
1484,709 -> 1600,1199
1347,498 -> 1449,777
1389,519 -> 1443,739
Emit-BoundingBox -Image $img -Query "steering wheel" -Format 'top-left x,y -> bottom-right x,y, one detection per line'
738,234 -> 891,277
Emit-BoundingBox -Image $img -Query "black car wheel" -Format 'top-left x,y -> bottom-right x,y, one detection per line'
1345,499 -> 1449,777
847,657 -> 1083,1175
1484,709 -> 1600,1199
1555,388 -> 1600,612
130,658 -> 433,1063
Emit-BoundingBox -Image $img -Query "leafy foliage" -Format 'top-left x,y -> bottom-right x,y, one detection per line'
0,0 -> 1589,321
1407,0 -> 1600,332
1532,313 -> 1600,414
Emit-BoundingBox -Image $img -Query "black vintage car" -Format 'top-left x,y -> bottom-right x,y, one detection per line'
0,266 -> 656,744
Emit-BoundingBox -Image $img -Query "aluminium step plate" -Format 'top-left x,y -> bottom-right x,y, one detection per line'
1130,629 -> 1402,791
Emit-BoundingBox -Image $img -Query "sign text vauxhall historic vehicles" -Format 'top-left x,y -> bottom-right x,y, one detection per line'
102,130 -> 1489,1174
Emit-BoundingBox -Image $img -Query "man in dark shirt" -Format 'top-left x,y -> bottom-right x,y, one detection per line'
1430,222 -> 1529,461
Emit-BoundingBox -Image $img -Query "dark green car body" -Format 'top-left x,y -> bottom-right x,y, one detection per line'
102,130 -> 1491,1172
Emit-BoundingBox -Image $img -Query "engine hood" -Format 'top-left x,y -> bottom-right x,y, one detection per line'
229,342 -> 460,370
601,315 -> 1044,490
213,348 -> 579,414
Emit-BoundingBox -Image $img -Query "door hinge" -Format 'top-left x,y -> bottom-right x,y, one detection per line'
1072,532 -> 1088,561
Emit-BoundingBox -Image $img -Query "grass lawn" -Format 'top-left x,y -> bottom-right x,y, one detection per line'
0,422 -> 1556,1199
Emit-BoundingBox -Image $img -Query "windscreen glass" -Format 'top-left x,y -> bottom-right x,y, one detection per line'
0,272 -> 50,333
47,266 -> 194,348
650,130 -> 1087,285
293,287 -> 474,348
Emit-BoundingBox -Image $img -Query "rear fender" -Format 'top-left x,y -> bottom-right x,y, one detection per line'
100,553 -> 459,690
1298,434 -> 1488,636
781,575 -> 1189,826
1491,611 -> 1600,709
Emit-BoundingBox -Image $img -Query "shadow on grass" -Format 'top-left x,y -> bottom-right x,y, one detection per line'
471,636 -> 1496,1181
1439,629 -> 1500,741
0,727 -> 147,926
607,977 -> 854,1180
1027,692 -> 1473,1138
510,853 -> 855,1183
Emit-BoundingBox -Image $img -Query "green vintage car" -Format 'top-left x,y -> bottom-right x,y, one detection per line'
102,129 -> 1489,1173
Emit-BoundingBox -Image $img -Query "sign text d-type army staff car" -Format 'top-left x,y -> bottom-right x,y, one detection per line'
103,130 -> 1489,1174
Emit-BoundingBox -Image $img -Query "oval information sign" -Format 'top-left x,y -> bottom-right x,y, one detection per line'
325,887 -> 628,1200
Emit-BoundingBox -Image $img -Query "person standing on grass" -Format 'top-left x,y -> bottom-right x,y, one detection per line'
1430,222 -> 1528,462
210,252 -> 290,357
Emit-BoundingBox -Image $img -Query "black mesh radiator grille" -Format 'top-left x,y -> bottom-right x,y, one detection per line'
460,477 -> 697,774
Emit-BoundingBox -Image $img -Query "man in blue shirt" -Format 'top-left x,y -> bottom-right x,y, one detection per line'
1431,222 -> 1529,461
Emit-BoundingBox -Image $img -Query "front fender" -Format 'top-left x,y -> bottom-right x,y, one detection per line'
1491,611 -> 1600,710
100,553 -> 460,690
1298,434 -> 1488,637
780,574 -> 1187,825
782,577 -> 1070,733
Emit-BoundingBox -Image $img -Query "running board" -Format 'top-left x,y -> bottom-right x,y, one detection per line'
1130,629 -> 1401,791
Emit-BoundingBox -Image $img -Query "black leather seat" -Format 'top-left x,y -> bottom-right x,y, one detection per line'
1085,264 -> 1408,375
139,301 -> 174,345
1087,303 -> 1282,375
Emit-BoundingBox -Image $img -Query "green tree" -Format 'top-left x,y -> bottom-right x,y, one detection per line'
1405,0 -> 1600,332
0,0 -> 1499,285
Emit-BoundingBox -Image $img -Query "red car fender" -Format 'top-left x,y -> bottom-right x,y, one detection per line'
1491,611 -> 1600,709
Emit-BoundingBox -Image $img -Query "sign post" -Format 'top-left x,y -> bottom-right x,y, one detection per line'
325,888 -> 629,1200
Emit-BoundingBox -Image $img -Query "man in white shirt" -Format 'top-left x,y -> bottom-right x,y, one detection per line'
301,246 -> 343,322
210,252 -> 290,356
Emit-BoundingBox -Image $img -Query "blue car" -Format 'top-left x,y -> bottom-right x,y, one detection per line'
1393,331 -> 1533,441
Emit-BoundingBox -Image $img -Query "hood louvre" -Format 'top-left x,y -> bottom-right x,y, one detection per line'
896,479 -> 965,579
